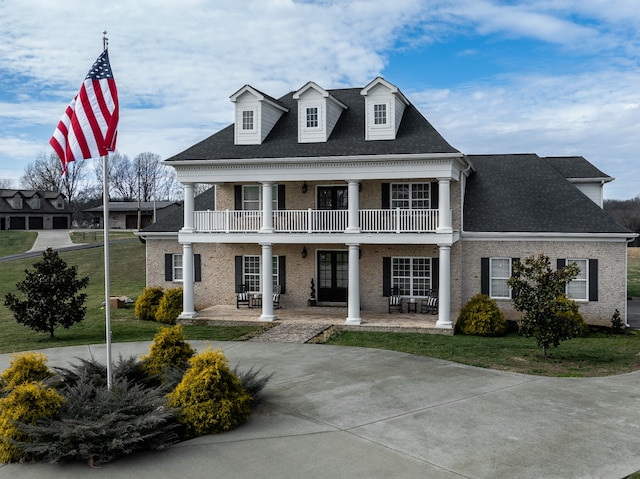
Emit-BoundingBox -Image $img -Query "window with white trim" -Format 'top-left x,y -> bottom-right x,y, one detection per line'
374,103 -> 387,125
242,255 -> 279,292
242,185 -> 278,211
392,257 -> 431,296
391,183 -> 430,209
172,254 -> 183,281
306,107 -> 319,128
566,259 -> 588,301
241,110 -> 254,131
489,258 -> 511,299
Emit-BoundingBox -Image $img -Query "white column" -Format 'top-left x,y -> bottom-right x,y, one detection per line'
436,179 -> 452,233
260,242 -> 275,321
182,182 -> 195,233
435,244 -> 452,328
179,243 -> 197,319
261,181 -> 274,233
345,243 -> 361,325
346,180 -> 360,233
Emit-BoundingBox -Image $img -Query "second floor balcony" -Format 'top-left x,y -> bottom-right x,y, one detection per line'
193,208 -> 441,234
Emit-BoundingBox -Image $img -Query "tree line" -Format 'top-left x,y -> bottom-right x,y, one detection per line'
604,198 -> 640,246
0,151 -> 182,213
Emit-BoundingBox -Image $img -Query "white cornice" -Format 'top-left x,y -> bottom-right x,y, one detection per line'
461,231 -> 636,242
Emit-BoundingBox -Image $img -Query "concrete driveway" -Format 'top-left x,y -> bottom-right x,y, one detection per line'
1,341 -> 639,479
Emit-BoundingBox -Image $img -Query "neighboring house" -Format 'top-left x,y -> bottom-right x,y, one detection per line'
0,189 -> 73,230
138,77 -> 636,328
85,201 -> 182,229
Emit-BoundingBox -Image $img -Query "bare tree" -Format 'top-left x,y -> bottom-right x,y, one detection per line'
20,152 -> 88,205
134,152 -> 177,201
0,178 -> 14,188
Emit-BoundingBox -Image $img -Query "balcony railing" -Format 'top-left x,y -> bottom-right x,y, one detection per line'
193,209 -> 440,233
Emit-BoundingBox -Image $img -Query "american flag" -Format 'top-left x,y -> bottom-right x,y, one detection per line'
50,49 -> 119,174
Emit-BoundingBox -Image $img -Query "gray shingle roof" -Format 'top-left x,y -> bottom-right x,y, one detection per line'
545,156 -> 612,180
141,188 -> 215,233
464,154 -> 629,233
166,88 -> 459,162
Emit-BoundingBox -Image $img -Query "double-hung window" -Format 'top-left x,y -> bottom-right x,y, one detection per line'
374,103 -> 387,125
566,259 -> 588,301
306,107 -> 319,128
241,255 -> 280,292
164,253 -> 201,282
489,258 -> 511,299
392,257 -> 432,296
391,183 -> 430,209
242,185 -> 278,211
242,110 -> 254,131
171,254 -> 184,281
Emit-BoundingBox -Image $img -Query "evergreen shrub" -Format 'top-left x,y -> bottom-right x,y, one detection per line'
134,287 -> 164,321
552,294 -> 587,336
456,293 -> 507,337
155,287 -> 183,324
0,352 -> 53,392
0,382 -> 64,463
167,349 -> 252,438
141,325 -> 195,378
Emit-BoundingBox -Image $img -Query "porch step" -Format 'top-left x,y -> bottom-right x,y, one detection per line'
248,322 -> 332,343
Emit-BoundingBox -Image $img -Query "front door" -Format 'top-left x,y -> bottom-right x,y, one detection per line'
317,251 -> 348,302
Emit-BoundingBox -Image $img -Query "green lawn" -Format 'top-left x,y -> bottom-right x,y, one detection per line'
0,231 -> 38,256
0,241 -> 260,354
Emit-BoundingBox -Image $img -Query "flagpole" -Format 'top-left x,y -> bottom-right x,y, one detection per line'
103,153 -> 113,390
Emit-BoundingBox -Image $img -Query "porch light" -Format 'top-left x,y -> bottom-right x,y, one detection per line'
301,246 -> 308,258
302,182 -> 308,193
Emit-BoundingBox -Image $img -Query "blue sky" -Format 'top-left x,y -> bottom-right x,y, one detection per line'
0,0 -> 638,199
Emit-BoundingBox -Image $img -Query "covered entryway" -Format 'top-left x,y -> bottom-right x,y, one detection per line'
317,250 -> 348,303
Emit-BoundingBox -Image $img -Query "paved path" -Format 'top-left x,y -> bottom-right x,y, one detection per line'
1,341 -> 639,479
28,229 -> 75,252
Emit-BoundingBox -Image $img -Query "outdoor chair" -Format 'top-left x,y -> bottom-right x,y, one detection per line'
420,289 -> 438,314
236,284 -> 250,308
388,287 -> 403,313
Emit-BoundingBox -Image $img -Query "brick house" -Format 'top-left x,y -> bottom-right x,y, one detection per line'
138,77 -> 636,328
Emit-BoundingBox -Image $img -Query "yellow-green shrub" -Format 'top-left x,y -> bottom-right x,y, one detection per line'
456,293 -> 507,337
155,287 -> 183,325
167,349 -> 252,438
141,325 -> 195,377
0,352 -> 52,392
0,382 -> 64,462
135,287 -> 164,321
553,295 -> 587,336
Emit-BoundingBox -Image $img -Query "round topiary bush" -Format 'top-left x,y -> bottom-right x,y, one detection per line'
134,287 -> 164,321
155,287 -> 183,325
167,349 -> 252,439
552,294 -> 587,337
141,325 -> 195,377
456,293 -> 507,337
0,352 -> 53,392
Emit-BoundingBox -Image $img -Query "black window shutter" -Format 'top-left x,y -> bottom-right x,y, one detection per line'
194,254 -> 201,282
432,257 -> 439,290
165,254 -> 173,281
235,256 -> 243,292
279,256 -> 286,294
278,185 -> 285,210
430,181 -> 439,210
382,183 -> 390,209
557,258 -> 566,269
234,185 -> 242,210
481,257 -> 489,295
383,257 -> 391,296
589,259 -> 598,301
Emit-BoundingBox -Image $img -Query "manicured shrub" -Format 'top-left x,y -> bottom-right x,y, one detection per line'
155,287 -> 183,325
456,293 -> 507,337
141,325 -> 195,378
552,294 -> 587,336
167,349 -> 252,438
0,382 -> 64,463
134,286 -> 164,321
0,352 -> 53,393
611,308 -> 624,333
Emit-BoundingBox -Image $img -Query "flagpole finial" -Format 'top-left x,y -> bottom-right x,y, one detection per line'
103,31 -> 108,50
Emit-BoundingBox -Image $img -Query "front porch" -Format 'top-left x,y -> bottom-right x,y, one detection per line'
180,304 -> 453,337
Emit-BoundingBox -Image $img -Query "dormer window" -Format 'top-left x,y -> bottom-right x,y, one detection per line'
306,107 -> 319,128
374,103 -> 387,125
242,110 -> 255,131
